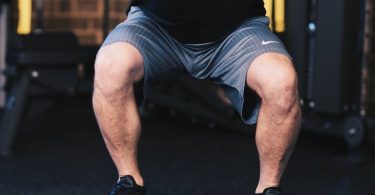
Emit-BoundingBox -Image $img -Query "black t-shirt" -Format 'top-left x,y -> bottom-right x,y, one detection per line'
131,0 -> 266,43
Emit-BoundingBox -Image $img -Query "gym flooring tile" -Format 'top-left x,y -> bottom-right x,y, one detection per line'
0,97 -> 374,195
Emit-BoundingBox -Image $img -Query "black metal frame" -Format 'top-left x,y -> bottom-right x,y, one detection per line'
143,76 -> 249,132
285,0 -> 369,146
0,31 -> 97,156
0,71 -> 30,155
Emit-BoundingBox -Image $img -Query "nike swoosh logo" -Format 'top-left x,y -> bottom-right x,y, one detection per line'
262,41 -> 279,45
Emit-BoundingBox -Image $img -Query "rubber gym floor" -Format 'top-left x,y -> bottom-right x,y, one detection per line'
0,96 -> 374,195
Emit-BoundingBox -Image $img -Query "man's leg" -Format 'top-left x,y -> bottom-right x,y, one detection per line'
246,53 -> 301,193
93,43 -> 145,185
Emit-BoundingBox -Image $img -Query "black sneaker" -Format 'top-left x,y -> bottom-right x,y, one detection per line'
255,187 -> 282,195
110,175 -> 146,195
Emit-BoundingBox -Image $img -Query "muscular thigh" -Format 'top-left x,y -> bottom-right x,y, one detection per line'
101,7 -> 187,83
204,16 -> 292,125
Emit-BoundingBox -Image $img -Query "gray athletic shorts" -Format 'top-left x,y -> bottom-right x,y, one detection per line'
102,7 -> 291,125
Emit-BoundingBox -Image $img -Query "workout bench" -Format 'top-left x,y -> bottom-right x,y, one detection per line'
0,31 -> 97,155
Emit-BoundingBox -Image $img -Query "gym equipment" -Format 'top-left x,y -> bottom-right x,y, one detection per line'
363,0 -> 375,146
264,0 -> 286,32
285,0 -> 369,146
0,32 -> 96,156
0,0 -> 98,155
264,0 -> 274,30
0,0 -> 9,105
144,76 -> 248,132
17,0 -> 32,34
274,0 -> 285,32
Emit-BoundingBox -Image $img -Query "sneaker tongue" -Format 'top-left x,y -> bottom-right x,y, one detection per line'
119,175 -> 137,188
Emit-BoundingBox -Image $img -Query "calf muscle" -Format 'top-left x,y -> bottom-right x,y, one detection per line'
92,43 -> 145,185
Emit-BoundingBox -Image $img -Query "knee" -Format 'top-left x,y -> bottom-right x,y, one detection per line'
93,45 -> 144,99
259,61 -> 299,115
